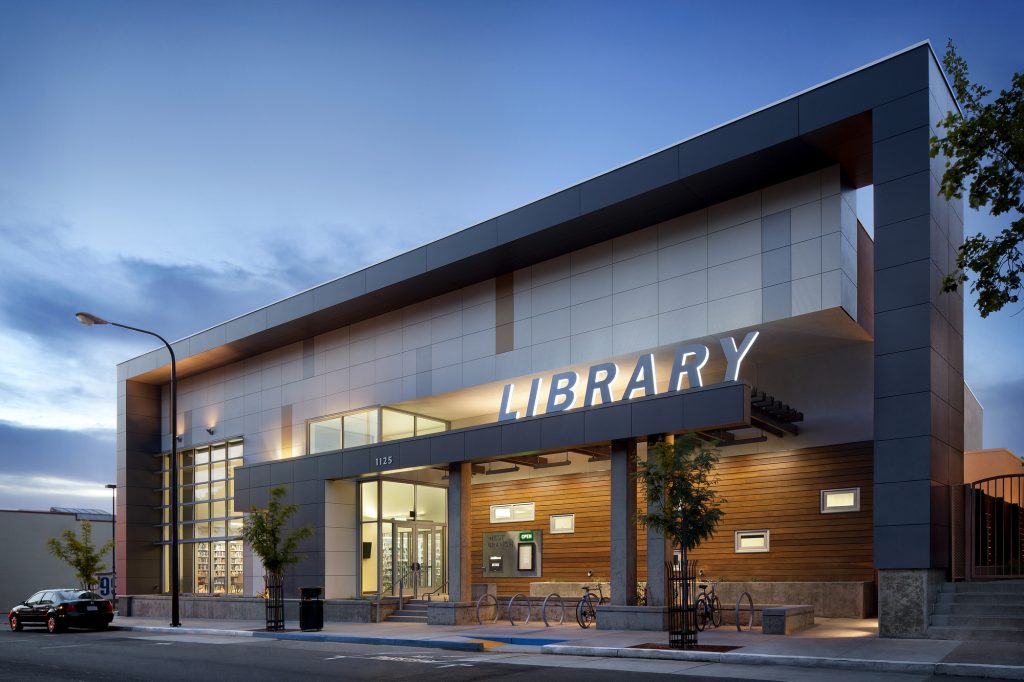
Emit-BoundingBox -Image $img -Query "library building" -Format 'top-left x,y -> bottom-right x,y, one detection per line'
115,43 -> 996,637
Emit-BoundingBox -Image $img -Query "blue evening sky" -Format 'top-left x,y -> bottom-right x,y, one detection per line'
0,0 -> 1021,509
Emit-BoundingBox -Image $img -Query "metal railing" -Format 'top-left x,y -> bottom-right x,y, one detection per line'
966,474 -> 1024,580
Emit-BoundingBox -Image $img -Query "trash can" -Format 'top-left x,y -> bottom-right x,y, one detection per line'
299,586 -> 324,631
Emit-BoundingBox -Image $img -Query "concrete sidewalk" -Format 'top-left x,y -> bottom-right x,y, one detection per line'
111,615 -> 1024,680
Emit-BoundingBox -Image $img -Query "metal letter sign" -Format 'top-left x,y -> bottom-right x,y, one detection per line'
497,331 -> 759,420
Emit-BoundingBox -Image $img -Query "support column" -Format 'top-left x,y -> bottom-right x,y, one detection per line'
872,46 -> 964,637
645,434 -> 674,608
610,439 -> 637,606
447,461 -> 473,604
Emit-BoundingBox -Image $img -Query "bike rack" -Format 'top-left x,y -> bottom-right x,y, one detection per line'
541,593 -> 564,626
735,591 -> 755,632
475,593 -> 499,625
507,593 -> 531,625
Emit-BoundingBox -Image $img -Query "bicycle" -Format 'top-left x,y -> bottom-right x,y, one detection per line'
575,584 -> 609,629
694,571 -> 721,631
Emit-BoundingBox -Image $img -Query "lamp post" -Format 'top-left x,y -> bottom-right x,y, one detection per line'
105,483 -> 117,606
77,312 -> 181,628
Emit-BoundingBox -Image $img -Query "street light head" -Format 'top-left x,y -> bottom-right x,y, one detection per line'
105,484 -> 117,490
76,312 -> 109,326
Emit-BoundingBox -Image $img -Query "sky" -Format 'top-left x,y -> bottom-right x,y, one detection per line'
0,0 -> 1021,510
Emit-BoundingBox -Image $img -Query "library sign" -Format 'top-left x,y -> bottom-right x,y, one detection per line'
497,331 -> 759,421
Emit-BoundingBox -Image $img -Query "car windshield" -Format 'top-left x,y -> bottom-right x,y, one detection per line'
56,590 -> 101,601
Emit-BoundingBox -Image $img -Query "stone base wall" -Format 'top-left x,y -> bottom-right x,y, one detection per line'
878,569 -> 944,638
427,602 -> 477,625
596,605 -> 669,631
121,595 -> 377,623
714,581 -> 875,618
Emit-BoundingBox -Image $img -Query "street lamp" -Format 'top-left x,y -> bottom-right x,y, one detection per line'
105,483 -> 117,606
77,312 -> 181,628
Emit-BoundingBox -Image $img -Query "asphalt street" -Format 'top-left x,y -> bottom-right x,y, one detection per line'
0,627 -> 1002,682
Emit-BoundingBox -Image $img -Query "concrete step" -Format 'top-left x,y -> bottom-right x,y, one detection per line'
941,581 -> 1024,593
386,615 -> 429,623
930,614 -> 1024,628
933,601 -> 1024,615
927,625 -> 1024,643
391,609 -> 428,617
935,593 -> 1024,606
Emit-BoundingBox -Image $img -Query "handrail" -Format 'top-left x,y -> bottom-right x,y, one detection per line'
424,577 -> 447,602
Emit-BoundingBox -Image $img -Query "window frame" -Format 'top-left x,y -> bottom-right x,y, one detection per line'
820,487 -> 861,514
734,529 -> 770,553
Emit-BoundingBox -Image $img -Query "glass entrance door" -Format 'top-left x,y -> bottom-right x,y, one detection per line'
391,522 -> 445,596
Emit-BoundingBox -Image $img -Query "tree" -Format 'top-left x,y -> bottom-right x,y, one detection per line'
241,486 -> 313,630
46,520 -> 114,590
636,435 -> 726,647
931,39 -> 1024,317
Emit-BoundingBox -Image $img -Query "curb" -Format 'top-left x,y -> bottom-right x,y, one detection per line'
542,645 -> 1024,680
112,625 -> 484,652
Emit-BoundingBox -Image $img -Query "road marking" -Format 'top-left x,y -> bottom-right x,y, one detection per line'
40,644 -> 88,650
322,653 -> 473,667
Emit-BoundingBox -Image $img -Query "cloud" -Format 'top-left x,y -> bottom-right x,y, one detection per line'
0,421 -> 114,510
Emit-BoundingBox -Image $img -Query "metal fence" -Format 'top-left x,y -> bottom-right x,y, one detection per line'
667,559 -> 699,649
966,474 -> 1024,580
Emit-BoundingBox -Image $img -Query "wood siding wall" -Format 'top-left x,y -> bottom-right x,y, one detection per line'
469,441 -> 874,595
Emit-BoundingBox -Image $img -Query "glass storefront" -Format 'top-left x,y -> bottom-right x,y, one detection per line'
309,407 -> 448,455
158,439 -> 245,594
359,480 -> 446,596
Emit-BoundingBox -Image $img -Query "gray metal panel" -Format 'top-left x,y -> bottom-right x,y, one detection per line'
318,453 -> 343,479
630,393 -> 685,436
584,403 -> 633,443
874,216 -> 932,270
581,147 -> 679,214
495,188 -> 581,245
500,419 -> 542,454
798,46 -> 927,134
430,431 -> 465,464
426,220 -> 499,270
874,524 -> 931,569
293,456 -> 319,482
872,89 -> 930,142
270,460 -> 294,486
365,248 -> 428,291
342,449 -> 370,477
399,438 -> 431,469
312,272 -> 367,310
539,411 -> 585,451
678,100 -> 800,178
873,126 -> 931,184
874,348 -> 931,398
682,383 -> 748,430
875,392 -> 932,440
267,291 -> 314,328
249,464 -> 271,488
464,426 -> 502,459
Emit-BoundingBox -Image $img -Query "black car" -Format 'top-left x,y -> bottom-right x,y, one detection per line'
8,589 -> 114,633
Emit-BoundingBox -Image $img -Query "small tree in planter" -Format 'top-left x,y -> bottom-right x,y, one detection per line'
47,520 -> 114,590
636,435 -> 725,648
241,486 -> 313,630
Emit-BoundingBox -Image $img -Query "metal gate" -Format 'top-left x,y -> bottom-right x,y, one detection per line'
964,474 -> 1024,580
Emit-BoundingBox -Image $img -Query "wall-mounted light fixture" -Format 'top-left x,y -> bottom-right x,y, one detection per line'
176,435 -> 183,443
206,426 -> 215,435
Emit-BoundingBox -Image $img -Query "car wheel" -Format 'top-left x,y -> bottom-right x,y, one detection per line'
46,615 -> 61,634
9,615 -> 22,632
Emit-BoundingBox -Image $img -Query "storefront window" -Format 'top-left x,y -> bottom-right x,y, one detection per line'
159,438 -> 245,594
359,480 -> 446,596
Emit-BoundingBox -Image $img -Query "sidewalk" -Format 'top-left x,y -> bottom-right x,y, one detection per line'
111,615 -> 1024,680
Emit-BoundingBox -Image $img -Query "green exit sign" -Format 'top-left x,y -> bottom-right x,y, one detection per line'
519,531 -> 534,542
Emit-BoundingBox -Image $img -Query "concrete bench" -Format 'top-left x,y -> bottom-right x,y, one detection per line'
761,605 -> 814,634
